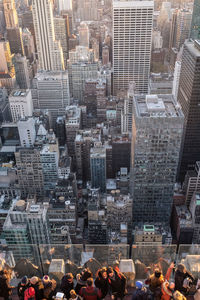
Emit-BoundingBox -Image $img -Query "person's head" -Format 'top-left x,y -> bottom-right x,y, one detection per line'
81,269 -> 92,281
21,276 -> 29,286
136,281 -> 143,290
177,264 -> 186,274
70,290 -> 77,299
154,268 -> 162,278
101,268 -> 108,279
30,276 -> 39,286
107,267 -> 114,278
86,278 -> 93,287
66,273 -> 73,283
42,275 -> 51,286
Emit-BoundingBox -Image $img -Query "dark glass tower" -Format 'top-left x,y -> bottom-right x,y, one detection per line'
190,0 -> 200,40
178,40 -> 200,182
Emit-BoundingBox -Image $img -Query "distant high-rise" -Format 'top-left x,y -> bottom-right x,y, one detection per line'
90,143 -> 106,192
32,71 -> 70,127
178,40 -> 200,181
176,9 -> 192,50
131,94 -> 184,225
3,0 -> 18,28
59,0 -> 72,11
78,22 -> 89,48
112,0 -> 154,95
32,0 -> 64,71
190,0 -> 200,40
13,54 -> 30,89
54,17 -> 69,67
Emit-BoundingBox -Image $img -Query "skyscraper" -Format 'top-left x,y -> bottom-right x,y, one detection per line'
112,0 -> 154,95
131,94 -> 184,225
32,0 -> 64,71
190,0 -> 200,40
3,0 -> 18,29
178,40 -> 200,181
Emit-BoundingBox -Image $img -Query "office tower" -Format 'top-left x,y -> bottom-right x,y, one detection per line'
32,0 -> 64,71
65,105 -> 81,160
76,0 -> 99,22
61,10 -> 73,37
0,88 -> 12,123
96,80 -> 107,123
102,46 -> 109,66
3,0 -> 18,28
190,0 -> 200,41
190,192 -> 200,243
71,62 -> 98,102
56,116 -> 66,146
90,142 -> 106,192
131,94 -> 184,225
32,71 -> 70,127
178,40 -> 200,182
7,27 -> 24,55
13,54 -> 30,89
9,90 -> 33,122
59,0 -> 72,11
75,129 -> 100,181
54,17 -> 69,67
112,136 -> 131,176
4,200 -> 50,262
83,79 -> 98,126
172,61 -> 181,101
18,117 -> 36,147
112,0 -> 153,95
157,2 -> 171,48
78,22 -> 89,48
91,38 -> 99,61
176,9 -> 192,50
22,28 -> 35,62
40,131 -> 59,190
15,147 -> 44,198
0,40 -> 16,90
169,9 -> 178,51
183,161 -> 200,207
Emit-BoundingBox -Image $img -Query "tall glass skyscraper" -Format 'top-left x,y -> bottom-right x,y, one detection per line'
190,0 -> 200,40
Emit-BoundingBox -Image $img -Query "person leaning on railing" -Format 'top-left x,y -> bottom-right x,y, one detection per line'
174,264 -> 194,295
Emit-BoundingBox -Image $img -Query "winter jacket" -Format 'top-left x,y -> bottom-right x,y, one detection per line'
108,270 -> 126,298
60,276 -> 74,299
75,272 -> 92,295
131,288 -> 148,300
31,279 -> 45,300
95,271 -> 108,298
80,286 -> 101,300
161,265 -> 174,300
43,279 -> 57,300
145,273 -> 164,293
175,269 -> 194,294
18,282 -> 31,300
0,273 -> 13,299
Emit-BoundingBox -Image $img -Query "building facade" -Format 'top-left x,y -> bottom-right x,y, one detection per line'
112,0 -> 153,94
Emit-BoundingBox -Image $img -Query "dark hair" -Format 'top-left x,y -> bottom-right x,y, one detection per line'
87,278 -> 93,287
81,269 -> 92,281
107,267 -> 114,274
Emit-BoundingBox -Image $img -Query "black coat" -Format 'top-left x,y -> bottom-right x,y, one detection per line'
18,282 -> 30,300
60,276 -> 74,299
175,270 -> 194,294
0,274 -> 12,299
95,273 -> 108,298
108,270 -> 126,298
132,289 -> 148,300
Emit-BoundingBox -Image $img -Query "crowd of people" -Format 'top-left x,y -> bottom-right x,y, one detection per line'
0,263 -> 199,300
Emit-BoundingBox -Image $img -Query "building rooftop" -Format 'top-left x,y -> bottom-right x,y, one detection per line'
135,94 -> 183,118
10,90 -> 29,97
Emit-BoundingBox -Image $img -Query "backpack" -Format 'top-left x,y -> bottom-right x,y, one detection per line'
24,287 -> 36,300
81,287 -> 99,300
